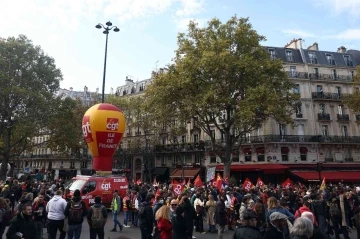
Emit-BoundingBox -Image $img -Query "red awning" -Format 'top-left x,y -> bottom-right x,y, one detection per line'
292,171 -> 360,182
243,148 -> 252,154
281,147 -> 290,154
216,164 -> 288,174
170,168 -> 200,178
300,147 -> 308,154
256,147 -> 265,154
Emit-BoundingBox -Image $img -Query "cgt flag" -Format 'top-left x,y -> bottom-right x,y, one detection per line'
256,177 -> 265,188
281,178 -> 294,189
243,178 -> 254,191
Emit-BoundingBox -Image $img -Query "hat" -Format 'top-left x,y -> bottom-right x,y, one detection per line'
269,212 -> 288,221
244,210 -> 258,220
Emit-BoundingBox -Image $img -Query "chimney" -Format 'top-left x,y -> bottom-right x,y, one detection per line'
285,38 -> 303,49
337,46 -> 346,53
307,42 -> 319,51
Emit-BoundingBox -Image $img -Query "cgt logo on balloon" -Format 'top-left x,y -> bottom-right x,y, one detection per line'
82,116 -> 93,143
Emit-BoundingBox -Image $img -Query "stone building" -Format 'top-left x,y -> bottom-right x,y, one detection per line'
116,40 -> 360,184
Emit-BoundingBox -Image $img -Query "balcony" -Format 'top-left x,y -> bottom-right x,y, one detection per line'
296,113 -> 303,118
312,92 -> 346,101
309,73 -> 353,82
286,71 -> 308,79
337,114 -> 349,121
243,135 -> 360,144
318,113 -> 331,121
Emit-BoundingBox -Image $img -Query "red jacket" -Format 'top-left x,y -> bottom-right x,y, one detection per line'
294,206 -> 318,226
157,217 -> 172,239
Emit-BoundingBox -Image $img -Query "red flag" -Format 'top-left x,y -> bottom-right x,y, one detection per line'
256,177 -> 265,188
224,176 -> 229,185
281,178 -> 293,189
172,183 -> 184,196
243,178 -> 254,191
194,175 -> 203,187
155,188 -> 161,197
136,178 -> 141,185
172,179 -> 180,185
216,174 -> 223,190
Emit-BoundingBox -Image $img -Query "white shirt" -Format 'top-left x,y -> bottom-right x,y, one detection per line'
193,198 -> 204,210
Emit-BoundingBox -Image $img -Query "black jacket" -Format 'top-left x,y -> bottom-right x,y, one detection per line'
64,197 -> 87,225
6,212 -> 36,239
182,201 -> 196,230
215,199 -> 227,226
172,215 -> 188,239
138,201 -> 154,228
264,224 -> 289,239
233,224 -> 263,239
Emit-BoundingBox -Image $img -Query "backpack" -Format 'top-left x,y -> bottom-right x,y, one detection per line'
68,201 -> 83,223
91,206 -> 105,228
329,201 -> 341,217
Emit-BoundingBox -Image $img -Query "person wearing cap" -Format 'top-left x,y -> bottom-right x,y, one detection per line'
233,210 -> 263,239
264,212 -> 290,239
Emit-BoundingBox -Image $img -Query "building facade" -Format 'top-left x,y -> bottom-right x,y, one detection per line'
116,39 -> 360,184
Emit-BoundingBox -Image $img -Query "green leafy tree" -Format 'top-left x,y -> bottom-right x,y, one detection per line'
0,35 -> 62,179
344,66 -> 360,113
145,17 -> 298,177
47,97 -> 88,157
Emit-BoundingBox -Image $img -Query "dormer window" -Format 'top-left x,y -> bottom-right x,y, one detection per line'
308,52 -> 317,64
326,54 -> 335,65
344,55 -> 353,67
268,48 -> 276,60
285,50 -> 293,62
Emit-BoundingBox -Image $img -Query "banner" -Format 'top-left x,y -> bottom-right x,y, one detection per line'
206,167 -> 216,182
243,178 -> 254,191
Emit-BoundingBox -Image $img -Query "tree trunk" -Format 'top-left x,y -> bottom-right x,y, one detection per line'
223,158 -> 231,179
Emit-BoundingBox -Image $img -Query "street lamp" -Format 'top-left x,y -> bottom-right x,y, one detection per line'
95,21 -> 120,103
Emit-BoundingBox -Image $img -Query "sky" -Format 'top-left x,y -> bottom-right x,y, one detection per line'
1,0 -> 360,93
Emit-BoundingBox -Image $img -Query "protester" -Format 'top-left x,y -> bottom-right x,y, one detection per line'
32,194 -> 47,239
205,194 -> 216,233
155,205 -> 172,239
110,190 -> 124,232
233,210 -> 263,239
215,193 -> 227,239
87,196 -> 107,239
172,206 -> 188,239
290,217 -> 314,239
64,189 -> 87,239
46,190 -> 67,239
6,202 -> 37,239
138,194 -> 154,239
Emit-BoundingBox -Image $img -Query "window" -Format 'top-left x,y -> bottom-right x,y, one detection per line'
181,135 -> 186,144
257,147 -> 265,162
193,134 -> 199,143
336,86 -> 341,96
232,155 -> 239,162
70,161 -> 75,168
210,156 -> 216,163
161,156 -> 166,166
313,68 -> 319,78
162,138 -> 166,145
344,55 -> 353,67
281,147 -> 289,161
326,54 -> 335,65
322,125 -> 328,136
293,84 -> 300,94
297,124 -> 305,136
295,103 -> 302,117
221,133 -> 225,143
195,155 -> 200,164
319,104 -> 325,114
279,124 -> 287,136
351,71 -> 355,80
268,49 -> 276,60
83,181 -> 96,194
290,66 -> 296,77
342,126 -> 348,137
332,69 -> 337,80
317,85 -> 323,93
172,156 -> 176,166
308,52 -> 317,64
81,161 -> 88,168
286,50 -> 293,62
338,105 -> 344,115
210,130 -> 215,139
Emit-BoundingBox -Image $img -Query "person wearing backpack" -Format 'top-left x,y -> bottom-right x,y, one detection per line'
328,196 -> 350,239
87,196 -> 107,239
64,189 -> 87,239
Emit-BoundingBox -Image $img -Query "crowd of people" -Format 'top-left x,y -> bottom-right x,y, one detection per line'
0,177 -> 359,239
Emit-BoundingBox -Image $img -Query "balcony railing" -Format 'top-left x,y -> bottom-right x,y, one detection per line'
337,114 -> 349,121
309,73 -> 353,82
286,71 -> 308,79
243,135 -> 360,144
318,113 -> 331,121
312,92 -> 347,101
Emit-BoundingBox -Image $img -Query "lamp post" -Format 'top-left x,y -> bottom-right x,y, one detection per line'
95,21 -> 120,103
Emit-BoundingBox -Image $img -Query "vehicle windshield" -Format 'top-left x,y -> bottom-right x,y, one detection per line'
68,179 -> 87,191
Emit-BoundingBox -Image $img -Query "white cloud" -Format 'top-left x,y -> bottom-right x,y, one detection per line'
329,29 -> 360,40
282,29 -> 316,38
176,0 -> 204,17
314,0 -> 360,17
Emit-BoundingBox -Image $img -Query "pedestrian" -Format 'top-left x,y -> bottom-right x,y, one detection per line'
155,205 -> 172,239
87,196 -> 107,239
233,210 -> 263,239
110,190 -> 124,232
172,206 -> 188,239
138,194 -> 154,239
205,194 -> 216,233
215,193 -> 227,239
0,197 -> 11,238
122,191 -> 131,228
46,189 -> 67,239
32,194 -> 47,239
6,202 -> 37,239
64,189 -> 87,239
194,193 -> 205,234
131,191 -> 139,226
